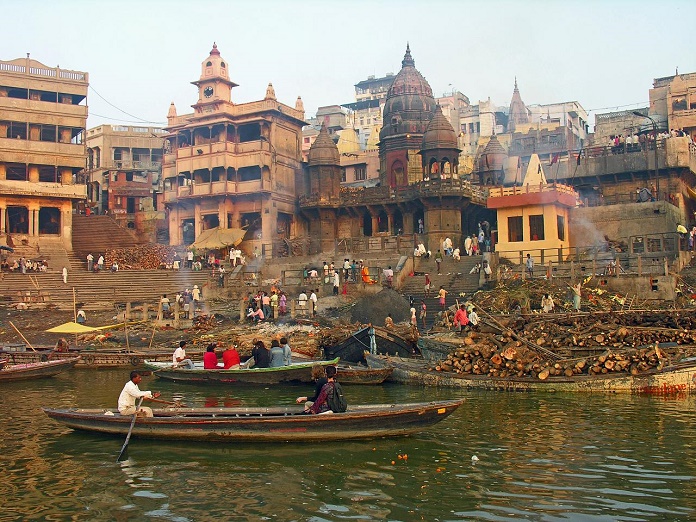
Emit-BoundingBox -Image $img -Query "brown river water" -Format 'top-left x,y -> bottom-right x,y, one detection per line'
1,368 -> 695,521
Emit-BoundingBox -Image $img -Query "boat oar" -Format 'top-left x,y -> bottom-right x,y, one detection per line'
117,397 -> 143,462
149,397 -> 185,407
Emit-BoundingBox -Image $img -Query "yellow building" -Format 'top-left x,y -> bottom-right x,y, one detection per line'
487,154 -> 577,263
162,44 -> 305,255
0,55 -> 88,246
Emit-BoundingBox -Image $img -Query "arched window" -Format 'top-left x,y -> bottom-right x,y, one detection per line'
206,61 -> 212,66
220,62 -> 226,68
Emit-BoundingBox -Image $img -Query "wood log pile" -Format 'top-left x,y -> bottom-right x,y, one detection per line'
105,245 -> 177,270
430,332 -> 675,380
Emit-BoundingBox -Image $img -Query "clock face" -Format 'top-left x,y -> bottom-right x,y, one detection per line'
203,87 -> 214,98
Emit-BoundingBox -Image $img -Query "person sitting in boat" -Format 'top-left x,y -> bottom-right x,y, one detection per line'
118,371 -> 160,418
173,340 -> 195,369
203,343 -> 221,369
269,339 -> 287,367
308,366 -> 342,414
280,337 -> 292,366
252,340 -> 271,368
296,365 -> 328,411
222,343 -> 241,369
76,309 -> 87,325
54,338 -> 70,353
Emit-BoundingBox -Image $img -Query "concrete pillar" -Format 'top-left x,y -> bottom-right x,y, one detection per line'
387,213 -> 394,235
142,303 -> 149,321
34,209 -> 39,236
371,215 -> 379,236
27,209 -> 35,237
290,299 -> 296,319
157,300 -> 163,321
0,206 -> 5,234
240,300 -> 246,322
60,168 -> 72,185
29,166 -> 39,183
0,164 -> 6,180
637,256 -> 642,276
125,302 -> 132,321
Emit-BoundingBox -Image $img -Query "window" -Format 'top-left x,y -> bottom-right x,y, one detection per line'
557,215 -> 565,241
303,137 -> 310,144
341,169 -> 346,183
355,166 -> 366,181
508,216 -> 523,242
460,124 -> 467,134
529,215 -> 545,241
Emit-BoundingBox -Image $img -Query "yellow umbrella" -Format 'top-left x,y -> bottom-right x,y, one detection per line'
45,322 -> 99,334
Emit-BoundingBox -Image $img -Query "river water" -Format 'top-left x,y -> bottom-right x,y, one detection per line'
2,369 -> 695,521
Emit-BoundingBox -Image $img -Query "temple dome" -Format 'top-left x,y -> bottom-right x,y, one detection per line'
308,125 -> 340,166
379,44 -> 436,142
421,105 -> 458,151
478,134 -> 508,173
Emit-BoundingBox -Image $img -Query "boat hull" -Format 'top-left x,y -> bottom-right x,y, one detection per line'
150,358 -> 340,385
42,400 -> 463,442
366,354 -> 696,395
324,326 -> 414,364
0,348 -> 173,368
0,357 -> 80,382
338,366 -> 393,385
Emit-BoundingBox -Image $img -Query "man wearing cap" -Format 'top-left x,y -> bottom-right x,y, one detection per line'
173,340 -> 195,369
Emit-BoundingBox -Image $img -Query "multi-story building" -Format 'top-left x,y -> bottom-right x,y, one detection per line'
0,55 -> 88,246
650,71 -> 696,139
85,124 -> 166,230
161,44 -> 305,255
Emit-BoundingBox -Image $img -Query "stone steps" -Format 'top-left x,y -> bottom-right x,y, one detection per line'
71,215 -> 145,259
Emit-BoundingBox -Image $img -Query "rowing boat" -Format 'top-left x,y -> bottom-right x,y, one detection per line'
324,326 -> 415,363
42,399 -> 463,442
146,358 -> 341,385
0,345 -> 173,368
366,353 -> 696,395
0,357 -> 80,382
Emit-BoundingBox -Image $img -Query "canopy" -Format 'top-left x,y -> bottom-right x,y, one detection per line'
191,227 -> 246,249
45,322 -> 99,334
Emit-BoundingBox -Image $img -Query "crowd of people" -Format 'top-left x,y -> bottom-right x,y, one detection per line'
0,257 -> 49,273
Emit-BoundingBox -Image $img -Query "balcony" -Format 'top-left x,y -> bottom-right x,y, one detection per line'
0,179 -> 86,199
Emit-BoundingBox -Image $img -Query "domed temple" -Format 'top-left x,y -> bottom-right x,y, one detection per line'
299,44 -> 495,250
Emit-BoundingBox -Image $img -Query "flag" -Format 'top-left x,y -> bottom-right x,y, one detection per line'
549,153 -> 560,166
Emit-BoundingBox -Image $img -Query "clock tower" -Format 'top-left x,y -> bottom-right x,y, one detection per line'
191,42 -> 238,106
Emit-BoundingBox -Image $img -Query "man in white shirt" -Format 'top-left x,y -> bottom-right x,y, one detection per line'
298,290 -> 308,315
118,371 -> 160,417
333,270 -> 340,295
86,253 -> 94,272
187,250 -> 194,269
173,340 -> 195,369
309,289 -> 318,317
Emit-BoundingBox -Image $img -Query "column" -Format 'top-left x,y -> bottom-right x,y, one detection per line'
371,215 -> 379,236
0,206 -> 5,234
27,208 -> 35,236
387,213 -> 394,235
33,209 -> 40,236
28,166 -> 40,183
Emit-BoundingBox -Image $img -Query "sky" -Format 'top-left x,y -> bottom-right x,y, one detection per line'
5,0 -> 695,131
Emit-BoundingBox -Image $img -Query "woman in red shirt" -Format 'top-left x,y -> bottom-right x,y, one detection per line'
203,343 -> 220,369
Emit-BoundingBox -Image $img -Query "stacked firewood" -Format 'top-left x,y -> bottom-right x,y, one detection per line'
105,244 -> 177,270
430,333 -> 674,379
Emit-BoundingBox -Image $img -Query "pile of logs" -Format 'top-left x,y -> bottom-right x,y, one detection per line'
105,244 -> 177,270
430,333 -> 674,380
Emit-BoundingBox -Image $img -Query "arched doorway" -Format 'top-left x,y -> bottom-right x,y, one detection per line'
362,212 -> 372,237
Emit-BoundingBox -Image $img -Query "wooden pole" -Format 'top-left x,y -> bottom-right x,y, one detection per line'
9,321 -> 37,352
72,287 -> 78,347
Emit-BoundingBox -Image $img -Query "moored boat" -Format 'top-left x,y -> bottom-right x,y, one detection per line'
0,357 -> 80,382
0,346 -> 178,368
324,326 -> 415,364
366,353 -> 696,395
148,358 -> 341,385
42,399 -> 463,442
338,365 -> 393,385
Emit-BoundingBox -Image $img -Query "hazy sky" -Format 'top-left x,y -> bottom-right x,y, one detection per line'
5,0 -> 695,131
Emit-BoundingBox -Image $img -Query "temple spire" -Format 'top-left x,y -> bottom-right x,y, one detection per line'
401,42 -> 414,68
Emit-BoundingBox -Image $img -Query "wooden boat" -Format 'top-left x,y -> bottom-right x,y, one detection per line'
366,353 -> 696,395
42,399 -> 463,442
324,326 -> 415,364
0,359 -> 6,370
0,357 -> 80,382
338,365 -> 393,385
0,345 -> 176,368
417,336 -> 463,363
148,358 -> 341,385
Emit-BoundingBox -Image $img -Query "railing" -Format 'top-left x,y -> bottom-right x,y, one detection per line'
0,60 -> 87,82
487,182 -> 576,198
302,178 -> 487,208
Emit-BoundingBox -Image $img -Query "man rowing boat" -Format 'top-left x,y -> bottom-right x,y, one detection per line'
118,371 -> 161,418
